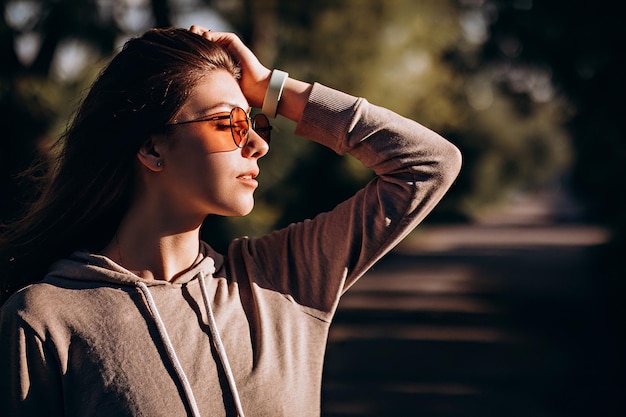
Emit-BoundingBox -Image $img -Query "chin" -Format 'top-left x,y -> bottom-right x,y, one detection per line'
206,193 -> 256,217
224,201 -> 255,217
239,205 -> 255,217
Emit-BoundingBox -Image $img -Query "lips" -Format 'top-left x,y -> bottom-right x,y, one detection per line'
236,168 -> 259,186
237,171 -> 258,180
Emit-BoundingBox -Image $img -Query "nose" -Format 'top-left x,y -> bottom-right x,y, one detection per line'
242,128 -> 269,159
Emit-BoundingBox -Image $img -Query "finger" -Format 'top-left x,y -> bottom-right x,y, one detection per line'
189,25 -> 211,39
197,32 -> 244,57
189,25 -> 208,34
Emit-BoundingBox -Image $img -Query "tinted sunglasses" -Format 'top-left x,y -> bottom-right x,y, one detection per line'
167,107 -> 271,152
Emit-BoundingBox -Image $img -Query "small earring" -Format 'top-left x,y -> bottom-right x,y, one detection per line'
156,161 -> 163,167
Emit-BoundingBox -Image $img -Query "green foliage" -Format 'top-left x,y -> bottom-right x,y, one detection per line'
235,0 -> 574,228
1,0 -> 589,243
482,0 -> 626,255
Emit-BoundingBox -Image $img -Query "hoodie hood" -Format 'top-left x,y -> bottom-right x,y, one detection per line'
43,240 -> 246,417
45,241 -> 223,287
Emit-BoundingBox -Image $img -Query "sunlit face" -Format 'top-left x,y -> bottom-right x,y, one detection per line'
152,69 -> 269,219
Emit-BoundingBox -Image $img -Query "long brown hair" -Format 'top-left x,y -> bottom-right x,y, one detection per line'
1,28 -> 240,304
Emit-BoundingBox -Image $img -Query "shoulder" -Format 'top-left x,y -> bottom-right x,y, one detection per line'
0,277 -> 100,335
1,282 -> 63,327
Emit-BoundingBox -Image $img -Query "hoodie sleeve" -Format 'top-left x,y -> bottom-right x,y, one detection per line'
0,298 -> 64,417
230,83 -> 462,317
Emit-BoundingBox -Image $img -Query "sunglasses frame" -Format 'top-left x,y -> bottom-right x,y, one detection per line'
167,107 -> 272,149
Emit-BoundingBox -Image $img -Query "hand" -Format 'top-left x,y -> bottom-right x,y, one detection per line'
189,25 -> 272,109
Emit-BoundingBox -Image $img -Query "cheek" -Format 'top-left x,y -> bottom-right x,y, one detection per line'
166,134 -> 218,174
199,154 -> 231,186
163,135 -> 251,209
199,153 -> 256,215
161,138 -> 216,193
183,151 -> 237,194
182,154 -> 229,197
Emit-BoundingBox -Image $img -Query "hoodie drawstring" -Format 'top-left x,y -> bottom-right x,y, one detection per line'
136,273 -> 246,417
198,271 -> 246,417
136,281 -> 202,417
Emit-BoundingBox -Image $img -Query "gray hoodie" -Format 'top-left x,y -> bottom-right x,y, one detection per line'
0,83 -> 461,417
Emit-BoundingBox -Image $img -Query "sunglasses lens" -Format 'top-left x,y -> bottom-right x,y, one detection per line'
231,107 -> 249,147
253,114 -> 272,144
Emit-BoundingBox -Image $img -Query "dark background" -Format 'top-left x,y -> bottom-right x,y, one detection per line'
1,0 -> 623,415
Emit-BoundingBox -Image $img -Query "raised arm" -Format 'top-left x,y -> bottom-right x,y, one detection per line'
191,26 -> 462,317
189,26 -> 311,123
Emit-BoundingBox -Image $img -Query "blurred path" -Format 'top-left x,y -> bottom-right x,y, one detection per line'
321,193 -> 624,417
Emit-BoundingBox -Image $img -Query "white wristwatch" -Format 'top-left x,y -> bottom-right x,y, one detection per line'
261,69 -> 289,118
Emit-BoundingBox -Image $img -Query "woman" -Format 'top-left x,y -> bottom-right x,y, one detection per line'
0,25 -> 461,416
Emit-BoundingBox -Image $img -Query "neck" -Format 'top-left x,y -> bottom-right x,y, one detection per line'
115,229 -> 201,282
103,203 -> 205,282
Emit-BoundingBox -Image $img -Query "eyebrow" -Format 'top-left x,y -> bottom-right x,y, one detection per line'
187,102 -> 251,121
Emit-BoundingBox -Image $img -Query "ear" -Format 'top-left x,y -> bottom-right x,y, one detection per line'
137,135 -> 165,172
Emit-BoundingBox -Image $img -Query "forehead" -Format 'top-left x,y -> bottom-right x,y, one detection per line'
175,69 -> 248,121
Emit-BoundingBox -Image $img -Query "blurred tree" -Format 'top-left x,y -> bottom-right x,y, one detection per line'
480,0 -> 625,251
216,0 -> 573,230
0,0 -> 124,225
478,3 -> 626,384
1,0 -> 581,245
